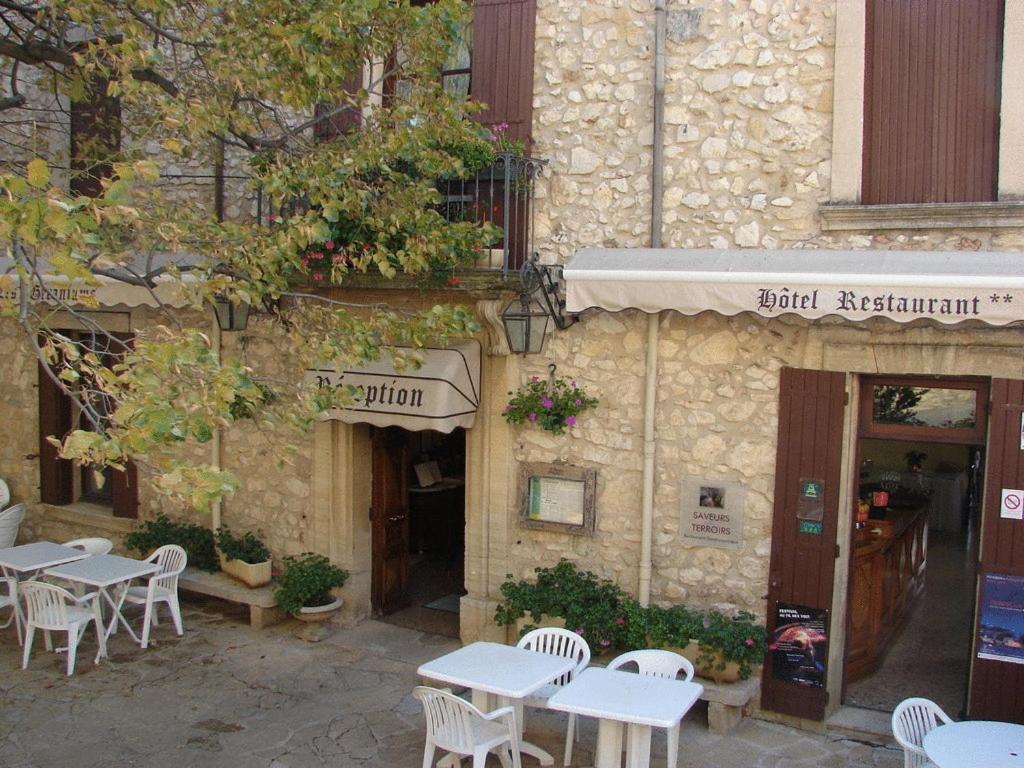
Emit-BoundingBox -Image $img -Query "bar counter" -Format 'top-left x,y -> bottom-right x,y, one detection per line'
846,504 -> 929,683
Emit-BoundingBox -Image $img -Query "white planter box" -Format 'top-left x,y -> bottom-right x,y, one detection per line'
218,552 -> 272,588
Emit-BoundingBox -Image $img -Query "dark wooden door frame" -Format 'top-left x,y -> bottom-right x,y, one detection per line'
841,373 -> 988,710
371,427 -> 411,616
762,368 -> 847,721
968,377 -> 1024,723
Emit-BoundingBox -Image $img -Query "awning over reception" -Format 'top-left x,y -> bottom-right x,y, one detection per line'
307,341 -> 481,433
565,248 -> 1024,326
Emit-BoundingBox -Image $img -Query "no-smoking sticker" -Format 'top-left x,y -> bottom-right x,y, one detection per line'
1001,489 -> 1024,520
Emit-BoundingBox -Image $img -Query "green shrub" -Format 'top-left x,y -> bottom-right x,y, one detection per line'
215,525 -> 270,564
124,514 -> 217,572
495,559 -> 630,652
494,559 -> 767,679
274,553 -> 349,614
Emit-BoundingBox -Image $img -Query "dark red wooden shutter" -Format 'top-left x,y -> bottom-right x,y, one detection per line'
69,77 -> 121,197
109,331 -> 139,518
313,70 -> 364,141
969,378 -> 1024,723
38,360 -> 73,505
761,368 -> 846,721
862,0 -> 1003,204
470,0 -> 536,147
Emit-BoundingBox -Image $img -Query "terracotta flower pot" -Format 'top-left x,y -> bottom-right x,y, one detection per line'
294,595 -> 344,622
218,551 -> 272,588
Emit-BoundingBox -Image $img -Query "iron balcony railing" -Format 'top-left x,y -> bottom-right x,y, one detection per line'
435,152 -> 547,275
154,152 -> 547,277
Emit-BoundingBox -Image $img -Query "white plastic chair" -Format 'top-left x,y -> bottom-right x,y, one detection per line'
516,627 -> 591,766
20,581 -> 105,676
0,503 -> 26,549
413,685 -> 522,768
0,478 -> 9,509
63,537 -> 114,556
121,544 -> 187,648
892,697 -> 953,768
0,576 -> 22,644
607,649 -> 696,768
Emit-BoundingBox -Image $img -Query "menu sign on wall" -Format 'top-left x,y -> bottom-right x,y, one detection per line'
680,478 -> 745,549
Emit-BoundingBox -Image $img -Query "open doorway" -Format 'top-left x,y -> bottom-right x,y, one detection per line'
372,426 -> 465,638
843,377 -> 987,717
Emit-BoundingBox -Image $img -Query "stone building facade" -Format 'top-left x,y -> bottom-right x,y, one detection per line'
5,0 -> 1024,725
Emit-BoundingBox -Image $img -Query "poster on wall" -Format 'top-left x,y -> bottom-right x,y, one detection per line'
770,602 -> 829,688
977,573 -> 1024,665
679,478 -> 745,549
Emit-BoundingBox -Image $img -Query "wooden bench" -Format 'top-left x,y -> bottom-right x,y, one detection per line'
700,676 -> 760,734
178,568 -> 284,629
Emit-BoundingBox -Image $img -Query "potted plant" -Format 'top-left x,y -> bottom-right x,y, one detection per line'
215,526 -> 272,588
494,559 -> 766,682
274,553 -> 349,621
124,514 -> 218,572
503,370 -> 598,435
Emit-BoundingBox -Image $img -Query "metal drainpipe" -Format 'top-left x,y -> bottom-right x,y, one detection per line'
210,314 -> 223,534
639,0 -> 667,607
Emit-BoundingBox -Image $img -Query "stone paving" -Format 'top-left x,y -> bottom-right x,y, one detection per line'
0,599 -> 904,768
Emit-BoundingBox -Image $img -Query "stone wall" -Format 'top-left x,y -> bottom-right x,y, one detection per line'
532,0 -> 1024,254
0,311 -> 316,566
516,0 -> 1024,620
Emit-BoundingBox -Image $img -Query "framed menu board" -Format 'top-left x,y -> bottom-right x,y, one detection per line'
519,462 -> 597,535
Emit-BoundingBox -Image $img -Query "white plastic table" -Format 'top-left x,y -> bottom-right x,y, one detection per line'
44,554 -> 159,660
0,541 -> 91,645
417,641 -> 577,766
548,667 -> 704,768
0,541 -> 89,575
923,721 -> 1024,768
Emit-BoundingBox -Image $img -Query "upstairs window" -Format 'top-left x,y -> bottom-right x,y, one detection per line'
862,0 -> 1004,204
69,76 -> 121,197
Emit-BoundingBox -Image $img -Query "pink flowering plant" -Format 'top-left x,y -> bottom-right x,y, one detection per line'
502,373 -> 597,435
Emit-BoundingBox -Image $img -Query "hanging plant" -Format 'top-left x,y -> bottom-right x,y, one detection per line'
503,365 -> 597,435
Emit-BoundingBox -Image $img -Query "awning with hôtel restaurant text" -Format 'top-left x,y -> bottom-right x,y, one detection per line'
565,248 -> 1024,326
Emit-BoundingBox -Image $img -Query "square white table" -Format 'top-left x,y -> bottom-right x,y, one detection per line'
0,542 -> 90,645
44,554 -> 159,660
0,542 -> 90,576
923,720 -> 1024,768
548,667 -> 704,768
417,641 -> 577,766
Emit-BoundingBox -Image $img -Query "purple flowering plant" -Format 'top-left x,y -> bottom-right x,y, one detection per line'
502,372 -> 598,434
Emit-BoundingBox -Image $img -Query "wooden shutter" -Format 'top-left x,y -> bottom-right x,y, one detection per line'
69,76 -> 121,197
761,368 -> 846,721
470,0 -> 536,147
313,70 -> 364,141
862,0 -> 1004,204
38,360 -> 73,505
969,378 -> 1024,723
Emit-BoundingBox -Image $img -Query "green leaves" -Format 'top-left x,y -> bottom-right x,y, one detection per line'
26,159 -> 50,189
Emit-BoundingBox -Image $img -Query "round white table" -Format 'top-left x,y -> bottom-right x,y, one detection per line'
923,721 -> 1024,768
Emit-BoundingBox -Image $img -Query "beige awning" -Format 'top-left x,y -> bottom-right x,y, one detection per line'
306,341 -> 481,433
565,248 -> 1024,326
0,277 -> 190,308
0,255 -> 195,309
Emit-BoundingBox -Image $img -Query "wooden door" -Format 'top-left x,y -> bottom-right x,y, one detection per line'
968,378 -> 1024,722
371,427 -> 410,615
761,368 -> 847,721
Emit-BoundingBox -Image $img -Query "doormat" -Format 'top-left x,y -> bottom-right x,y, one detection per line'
423,593 -> 461,614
